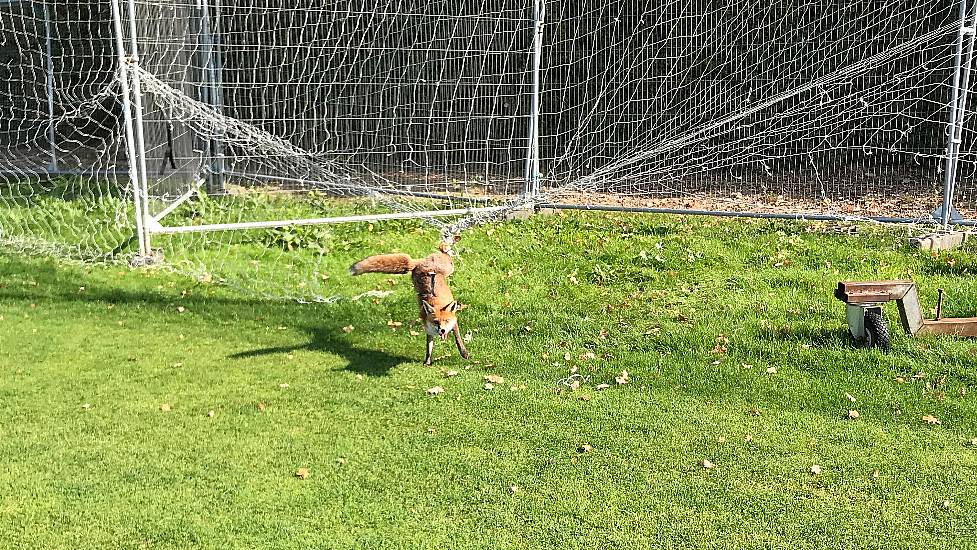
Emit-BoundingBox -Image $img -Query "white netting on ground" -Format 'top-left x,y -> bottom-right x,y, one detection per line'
1,0 -> 975,299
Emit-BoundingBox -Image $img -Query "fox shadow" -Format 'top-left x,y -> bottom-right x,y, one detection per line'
229,325 -> 415,377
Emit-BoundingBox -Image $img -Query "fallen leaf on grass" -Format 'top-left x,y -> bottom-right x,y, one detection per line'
294,468 -> 310,479
410,330 -> 420,337
484,374 -> 504,384
845,393 -> 856,403
578,444 -> 593,453
509,485 -> 520,494
81,403 -> 92,410
386,320 -> 403,328
483,383 -> 495,390
279,383 -> 290,389
444,370 -> 459,378
810,465 -> 822,475
595,384 -> 611,390
922,415 -> 941,425
207,410 -> 215,418
341,325 -> 354,334
700,459 -> 715,470
426,386 -> 445,396
176,306 -> 185,313
895,376 -> 906,384
615,370 -> 630,385
579,395 -> 591,402
765,366 -> 777,374
257,402 -> 266,411
160,403 -> 172,412
847,410 -> 860,420
969,437 -> 977,446
336,457 -> 347,465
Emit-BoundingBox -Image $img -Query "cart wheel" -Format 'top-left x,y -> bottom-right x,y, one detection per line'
863,310 -> 890,351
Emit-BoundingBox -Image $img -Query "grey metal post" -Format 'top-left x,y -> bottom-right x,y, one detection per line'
199,0 -> 225,194
125,0 -> 153,253
110,0 -> 148,257
42,2 -> 58,172
524,0 -> 544,196
942,0 -> 977,228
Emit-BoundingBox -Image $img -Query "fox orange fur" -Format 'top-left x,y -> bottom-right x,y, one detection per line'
349,243 -> 469,365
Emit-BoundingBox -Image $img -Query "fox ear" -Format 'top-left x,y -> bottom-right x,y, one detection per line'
453,302 -> 466,312
421,301 -> 434,314
440,301 -> 456,312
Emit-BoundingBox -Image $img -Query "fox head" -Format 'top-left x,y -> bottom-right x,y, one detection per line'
421,300 -> 463,341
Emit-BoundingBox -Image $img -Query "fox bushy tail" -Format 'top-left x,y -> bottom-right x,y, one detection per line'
349,253 -> 415,275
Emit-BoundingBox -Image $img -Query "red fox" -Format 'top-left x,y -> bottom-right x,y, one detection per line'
349,243 -> 470,365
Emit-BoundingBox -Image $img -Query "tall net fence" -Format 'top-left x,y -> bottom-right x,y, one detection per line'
1,0 -> 975,299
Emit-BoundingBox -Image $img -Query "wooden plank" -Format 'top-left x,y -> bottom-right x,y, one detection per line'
919,318 -> 977,337
835,281 -> 914,304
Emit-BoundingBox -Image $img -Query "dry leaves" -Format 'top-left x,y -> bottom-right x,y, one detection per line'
615,370 -> 630,385
160,403 -> 172,412
579,395 -> 591,402
595,383 -> 611,391
386,320 -> 403,328
257,402 -> 267,411
206,410 -> 215,418
810,464 -> 822,475
700,459 -> 715,470
845,393 -> 856,402
847,410 -> 860,420
483,383 -> 495,390
922,414 -> 941,425
444,370 -> 459,378
765,366 -> 777,374
176,306 -> 186,313
294,468 -> 310,479
484,374 -> 504,384
426,386 -> 445,396
341,325 -> 354,333
969,437 -> 977,446
578,444 -> 593,453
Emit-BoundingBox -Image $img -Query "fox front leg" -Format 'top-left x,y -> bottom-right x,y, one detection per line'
424,334 -> 434,365
453,325 -> 470,360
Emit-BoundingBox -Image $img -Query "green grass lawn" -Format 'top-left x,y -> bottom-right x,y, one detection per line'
2,210 -> 977,548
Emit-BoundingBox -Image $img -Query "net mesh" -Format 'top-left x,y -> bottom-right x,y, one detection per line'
0,0 -> 974,299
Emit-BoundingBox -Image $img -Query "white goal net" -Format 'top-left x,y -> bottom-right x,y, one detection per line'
1,0 -> 975,298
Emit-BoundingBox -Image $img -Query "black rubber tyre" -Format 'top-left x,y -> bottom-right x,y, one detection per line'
863,310 -> 890,351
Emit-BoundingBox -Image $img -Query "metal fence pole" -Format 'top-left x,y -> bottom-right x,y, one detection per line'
942,0 -> 977,228
524,0 -> 544,196
42,2 -> 58,172
124,0 -> 154,254
110,0 -> 148,257
198,0 -> 225,194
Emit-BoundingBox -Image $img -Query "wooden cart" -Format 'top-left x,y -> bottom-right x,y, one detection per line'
834,281 -> 977,350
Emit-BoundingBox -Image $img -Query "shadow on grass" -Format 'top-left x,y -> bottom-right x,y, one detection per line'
229,326 -> 413,377
0,253 -> 414,376
754,323 -> 853,350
